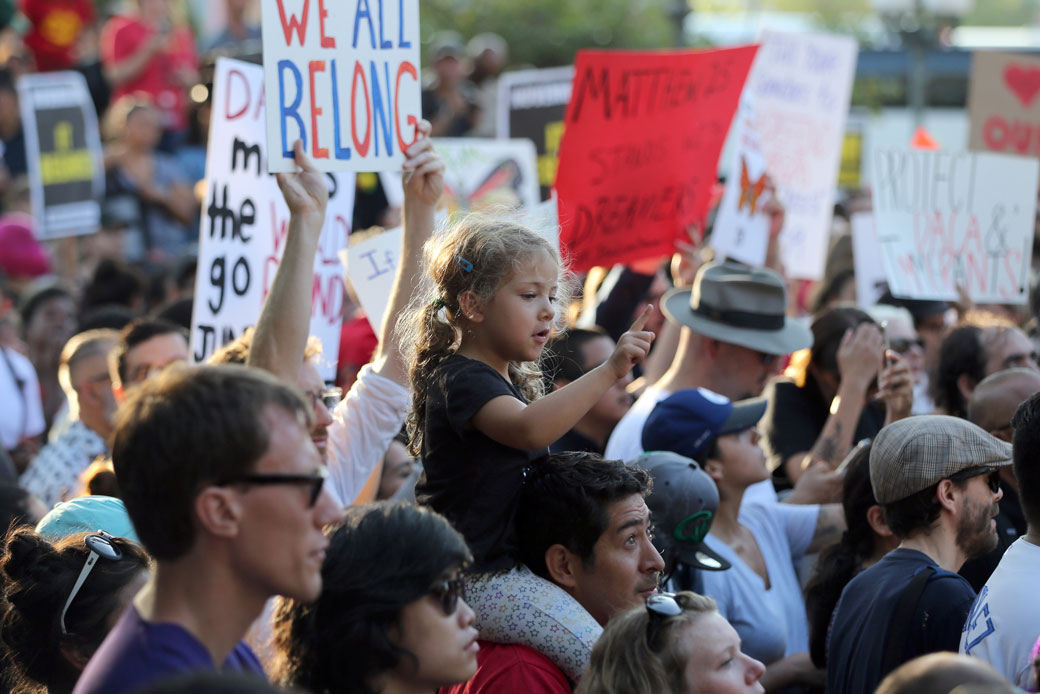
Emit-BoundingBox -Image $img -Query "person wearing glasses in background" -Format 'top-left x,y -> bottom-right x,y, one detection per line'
866,304 -> 932,415
272,502 -> 478,694
826,416 -> 1010,694
576,591 -> 764,694
1,527 -> 150,694
72,364 -> 342,694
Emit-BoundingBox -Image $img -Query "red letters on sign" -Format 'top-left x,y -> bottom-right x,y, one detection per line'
275,0 -> 310,46
309,60 -> 329,158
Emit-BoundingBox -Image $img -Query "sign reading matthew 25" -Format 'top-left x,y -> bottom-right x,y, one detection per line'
261,0 -> 421,173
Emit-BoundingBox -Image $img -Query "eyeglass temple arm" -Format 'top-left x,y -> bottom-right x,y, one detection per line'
59,551 -> 99,635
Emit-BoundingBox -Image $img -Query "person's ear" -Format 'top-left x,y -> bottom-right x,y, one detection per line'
59,643 -> 91,671
458,290 -> 484,323
702,457 -> 724,484
936,479 -> 960,514
194,487 -> 242,540
866,504 -> 894,538
112,382 -> 125,404
544,544 -> 580,590
956,373 -> 977,407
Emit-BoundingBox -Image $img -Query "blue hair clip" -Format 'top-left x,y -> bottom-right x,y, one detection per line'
456,255 -> 473,273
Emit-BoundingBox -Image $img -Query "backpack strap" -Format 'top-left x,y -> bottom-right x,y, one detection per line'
881,564 -> 937,675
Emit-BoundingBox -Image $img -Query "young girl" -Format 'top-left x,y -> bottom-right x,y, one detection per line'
400,216 -> 654,679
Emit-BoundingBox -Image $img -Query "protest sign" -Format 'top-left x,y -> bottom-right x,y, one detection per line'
871,148 -> 1038,304
555,46 -> 757,272
496,66 -> 574,200
850,212 -> 888,307
711,100 -> 772,267
190,59 -> 355,380
739,30 -> 858,280
967,50 -> 1040,156
260,0 -> 421,173
17,71 -> 103,240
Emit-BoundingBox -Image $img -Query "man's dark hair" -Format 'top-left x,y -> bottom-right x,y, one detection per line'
1012,392 -> 1040,528
111,364 -> 311,560
882,477 -> 969,539
876,291 -> 948,330
543,327 -> 609,390
931,325 -> 985,419
111,318 -> 188,385
516,452 -> 651,581
19,286 -> 72,329
82,259 -> 146,312
272,503 -> 471,694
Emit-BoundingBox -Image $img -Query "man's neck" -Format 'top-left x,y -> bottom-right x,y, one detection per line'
78,406 -> 113,441
135,555 -> 267,666
1023,524 -> 1040,548
898,528 -> 967,573
657,332 -> 741,400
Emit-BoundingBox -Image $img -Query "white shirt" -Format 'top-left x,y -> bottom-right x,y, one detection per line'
960,538 -> 1040,689
0,346 -> 45,450
20,420 -> 107,508
605,384 -> 777,506
325,363 -> 410,507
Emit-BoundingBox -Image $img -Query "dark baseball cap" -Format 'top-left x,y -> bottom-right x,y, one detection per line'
634,451 -> 730,572
642,388 -> 767,462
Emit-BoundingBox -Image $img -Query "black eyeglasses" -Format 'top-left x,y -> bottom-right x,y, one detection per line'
948,466 -> 1001,494
645,592 -> 683,651
60,531 -> 123,635
889,337 -> 925,354
429,575 -> 467,616
217,465 -> 329,507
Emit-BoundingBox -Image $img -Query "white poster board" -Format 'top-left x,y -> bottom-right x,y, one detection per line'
871,148 -> 1038,304
190,58 -> 355,380
711,100 -> 771,266
17,71 -> 104,240
850,212 -> 888,307
743,30 -> 858,279
260,0 -> 420,173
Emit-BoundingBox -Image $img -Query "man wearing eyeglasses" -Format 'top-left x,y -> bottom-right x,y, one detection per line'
73,364 -> 342,694
826,415 -> 1010,694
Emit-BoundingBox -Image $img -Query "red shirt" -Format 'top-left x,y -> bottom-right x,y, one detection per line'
20,0 -> 94,72
440,642 -> 572,694
99,15 -> 198,131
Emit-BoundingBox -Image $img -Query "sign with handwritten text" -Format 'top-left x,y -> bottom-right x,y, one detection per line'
555,46 -> 757,272
260,0 -> 420,173
871,148 -> 1038,304
967,51 -> 1040,157
711,100 -> 771,266
741,31 -> 857,280
850,212 -> 888,307
190,59 -> 355,379
18,71 -> 104,240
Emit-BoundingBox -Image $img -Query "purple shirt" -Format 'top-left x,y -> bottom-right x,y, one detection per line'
73,605 -> 265,694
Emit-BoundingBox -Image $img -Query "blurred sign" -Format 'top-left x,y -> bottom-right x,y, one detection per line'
18,71 -> 103,240
968,50 -> 1040,156
850,212 -> 888,307
190,59 -> 354,379
871,148 -> 1037,304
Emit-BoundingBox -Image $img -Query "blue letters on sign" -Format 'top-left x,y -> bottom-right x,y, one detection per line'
353,0 -> 376,49
278,60 -> 306,157
330,60 -> 351,160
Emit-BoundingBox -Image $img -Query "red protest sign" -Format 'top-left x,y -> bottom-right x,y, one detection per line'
554,46 -> 757,272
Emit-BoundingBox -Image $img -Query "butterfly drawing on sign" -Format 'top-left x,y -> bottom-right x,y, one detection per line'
738,156 -> 768,216
442,158 -> 525,214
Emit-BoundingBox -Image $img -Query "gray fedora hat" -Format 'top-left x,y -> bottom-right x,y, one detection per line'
662,261 -> 812,355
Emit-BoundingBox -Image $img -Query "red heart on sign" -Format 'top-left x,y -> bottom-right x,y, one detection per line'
1003,64 -> 1040,107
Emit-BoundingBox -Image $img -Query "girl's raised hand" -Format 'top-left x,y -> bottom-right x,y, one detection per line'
275,139 -> 329,230
403,119 -> 444,207
606,305 -> 656,380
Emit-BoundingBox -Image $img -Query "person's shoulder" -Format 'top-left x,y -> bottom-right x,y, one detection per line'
468,642 -> 570,692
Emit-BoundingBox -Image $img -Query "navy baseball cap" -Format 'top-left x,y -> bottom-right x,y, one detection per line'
641,388 -> 766,462
634,451 -> 730,571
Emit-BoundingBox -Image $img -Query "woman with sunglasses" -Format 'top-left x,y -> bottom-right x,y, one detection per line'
577,591 -> 764,694
272,502 -> 478,694
1,526 -> 150,694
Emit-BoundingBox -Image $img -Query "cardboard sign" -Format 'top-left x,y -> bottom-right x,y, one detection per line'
190,59 -> 355,380
260,0 -> 421,173
496,66 -> 574,200
17,71 -> 103,240
850,212 -> 888,307
871,148 -> 1038,304
741,31 -> 858,280
711,100 -> 771,266
555,46 -> 757,272
967,51 -> 1040,156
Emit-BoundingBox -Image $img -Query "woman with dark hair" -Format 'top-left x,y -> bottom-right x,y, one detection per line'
272,502 -> 478,694
761,306 -> 914,492
0,527 -> 150,693
804,442 -> 898,668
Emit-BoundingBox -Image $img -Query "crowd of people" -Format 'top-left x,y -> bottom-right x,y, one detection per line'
3,2 -> 1040,694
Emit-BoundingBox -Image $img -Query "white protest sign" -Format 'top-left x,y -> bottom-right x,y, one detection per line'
343,226 -> 401,335
743,30 -> 858,280
260,0 -> 420,173
871,148 -> 1038,304
711,100 -> 771,266
190,59 -> 355,380
850,212 -> 888,307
